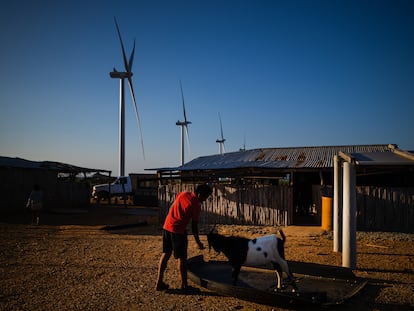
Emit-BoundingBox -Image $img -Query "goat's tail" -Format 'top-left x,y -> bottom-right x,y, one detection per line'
278,229 -> 286,242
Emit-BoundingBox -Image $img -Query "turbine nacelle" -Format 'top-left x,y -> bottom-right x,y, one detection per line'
216,113 -> 226,154
109,70 -> 133,79
176,120 -> 192,126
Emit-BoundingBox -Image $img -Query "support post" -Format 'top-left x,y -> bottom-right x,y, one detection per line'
180,125 -> 184,166
333,155 -> 342,252
119,78 -> 125,177
342,161 -> 356,269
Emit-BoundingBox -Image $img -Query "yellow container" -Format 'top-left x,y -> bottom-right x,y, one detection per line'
321,196 -> 333,230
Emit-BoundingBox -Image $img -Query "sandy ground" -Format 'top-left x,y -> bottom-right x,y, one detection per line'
1,205 -> 414,311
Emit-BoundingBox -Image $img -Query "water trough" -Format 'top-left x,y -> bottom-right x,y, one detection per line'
188,255 -> 366,307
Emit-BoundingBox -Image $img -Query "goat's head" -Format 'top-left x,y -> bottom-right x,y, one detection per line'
207,224 -> 221,253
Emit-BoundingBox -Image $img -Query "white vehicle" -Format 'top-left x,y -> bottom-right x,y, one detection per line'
91,176 -> 132,201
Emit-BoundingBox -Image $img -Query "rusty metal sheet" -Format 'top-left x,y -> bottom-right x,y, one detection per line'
187,255 -> 367,307
169,144 -> 398,171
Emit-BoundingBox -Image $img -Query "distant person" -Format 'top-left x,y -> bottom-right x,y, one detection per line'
155,184 -> 212,293
26,184 -> 43,225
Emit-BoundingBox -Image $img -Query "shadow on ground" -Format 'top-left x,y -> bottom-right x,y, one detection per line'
0,205 -> 160,227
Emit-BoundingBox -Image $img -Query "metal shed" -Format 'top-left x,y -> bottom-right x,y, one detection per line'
153,144 -> 414,231
0,156 -> 111,213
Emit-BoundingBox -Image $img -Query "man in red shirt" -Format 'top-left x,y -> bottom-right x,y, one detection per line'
155,184 -> 212,292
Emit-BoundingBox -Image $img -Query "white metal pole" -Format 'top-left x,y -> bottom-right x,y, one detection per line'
342,161 -> 356,269
119,78 -> 125,177
180,125 -> 184,166
333,155 -> 342,252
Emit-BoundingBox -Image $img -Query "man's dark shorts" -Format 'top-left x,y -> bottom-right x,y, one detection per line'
162,230 -> 188,259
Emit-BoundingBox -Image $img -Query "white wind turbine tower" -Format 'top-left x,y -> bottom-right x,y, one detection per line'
176,80 -> 191,166
216,113 -> 226,155
109,17 -> 144,177
239,133 -> 246,151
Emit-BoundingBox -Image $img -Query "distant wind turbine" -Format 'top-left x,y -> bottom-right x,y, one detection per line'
176,80 -> 191,166
109,17 -> 145,176
216,113 -> 226,155
239,134 -> 246,151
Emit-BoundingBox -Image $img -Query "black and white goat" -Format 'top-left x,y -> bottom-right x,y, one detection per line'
207,227 -> 296,290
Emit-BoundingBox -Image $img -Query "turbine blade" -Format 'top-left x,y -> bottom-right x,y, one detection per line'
180,80 -> 188,122
185,124 -> 191,157
219,113 -> 224,140
114,17 -> 131,73
127,77 -> 145,160
128,39 -> 135,70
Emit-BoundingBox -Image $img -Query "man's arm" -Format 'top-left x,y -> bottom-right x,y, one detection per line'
191,221 -> 205,250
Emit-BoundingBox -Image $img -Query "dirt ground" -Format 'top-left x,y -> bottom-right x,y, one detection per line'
1,205 -> 414,311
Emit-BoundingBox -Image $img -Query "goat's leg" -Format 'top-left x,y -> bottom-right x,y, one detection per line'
287,272 -> 298,291
231,265 -> 241,286
272,263 -> 283,290
275,270 -> 282,289
273,262 -> 297,291
278,260 -> 297,290
284,268 -> 297,290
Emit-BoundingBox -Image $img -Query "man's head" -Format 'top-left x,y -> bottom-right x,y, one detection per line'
195,184 -> 212,202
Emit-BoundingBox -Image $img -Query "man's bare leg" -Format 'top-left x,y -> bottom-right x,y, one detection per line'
155,252 -> 171,290
178,257 -> 187,289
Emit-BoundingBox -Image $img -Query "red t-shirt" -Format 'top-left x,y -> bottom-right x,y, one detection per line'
163,191 -> 201,234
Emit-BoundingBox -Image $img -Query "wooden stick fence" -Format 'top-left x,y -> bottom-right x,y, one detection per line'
158,183 -> 293,226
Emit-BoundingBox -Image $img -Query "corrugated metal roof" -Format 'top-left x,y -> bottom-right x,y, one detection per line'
0,156 -> 111,173
153,144 -> 414,172
352,151 -> 414,165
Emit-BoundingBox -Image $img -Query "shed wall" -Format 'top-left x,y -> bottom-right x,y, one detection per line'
0,167 -> 56,212
0,168 -> 91,213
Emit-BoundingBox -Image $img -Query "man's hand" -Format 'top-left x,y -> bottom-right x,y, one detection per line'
192,221 -> 205,250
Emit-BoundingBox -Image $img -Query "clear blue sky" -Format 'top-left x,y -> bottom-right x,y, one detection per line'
1,0 -> 413,174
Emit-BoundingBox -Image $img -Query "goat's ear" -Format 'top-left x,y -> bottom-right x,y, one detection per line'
278,229 -> 286,242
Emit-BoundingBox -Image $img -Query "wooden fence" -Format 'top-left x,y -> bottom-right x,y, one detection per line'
158,183 -> 414,232
158,183 -> 293,226
356,186 -> 414,232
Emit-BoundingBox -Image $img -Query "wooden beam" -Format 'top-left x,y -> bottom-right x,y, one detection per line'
338,151 -> 355,164
388,144 -> 414,161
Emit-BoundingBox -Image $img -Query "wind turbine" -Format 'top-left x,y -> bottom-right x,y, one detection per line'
176,80 -> 191,166
109,17 -> 144,177
239,133 -> 246,151
216,113 -> 226,155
